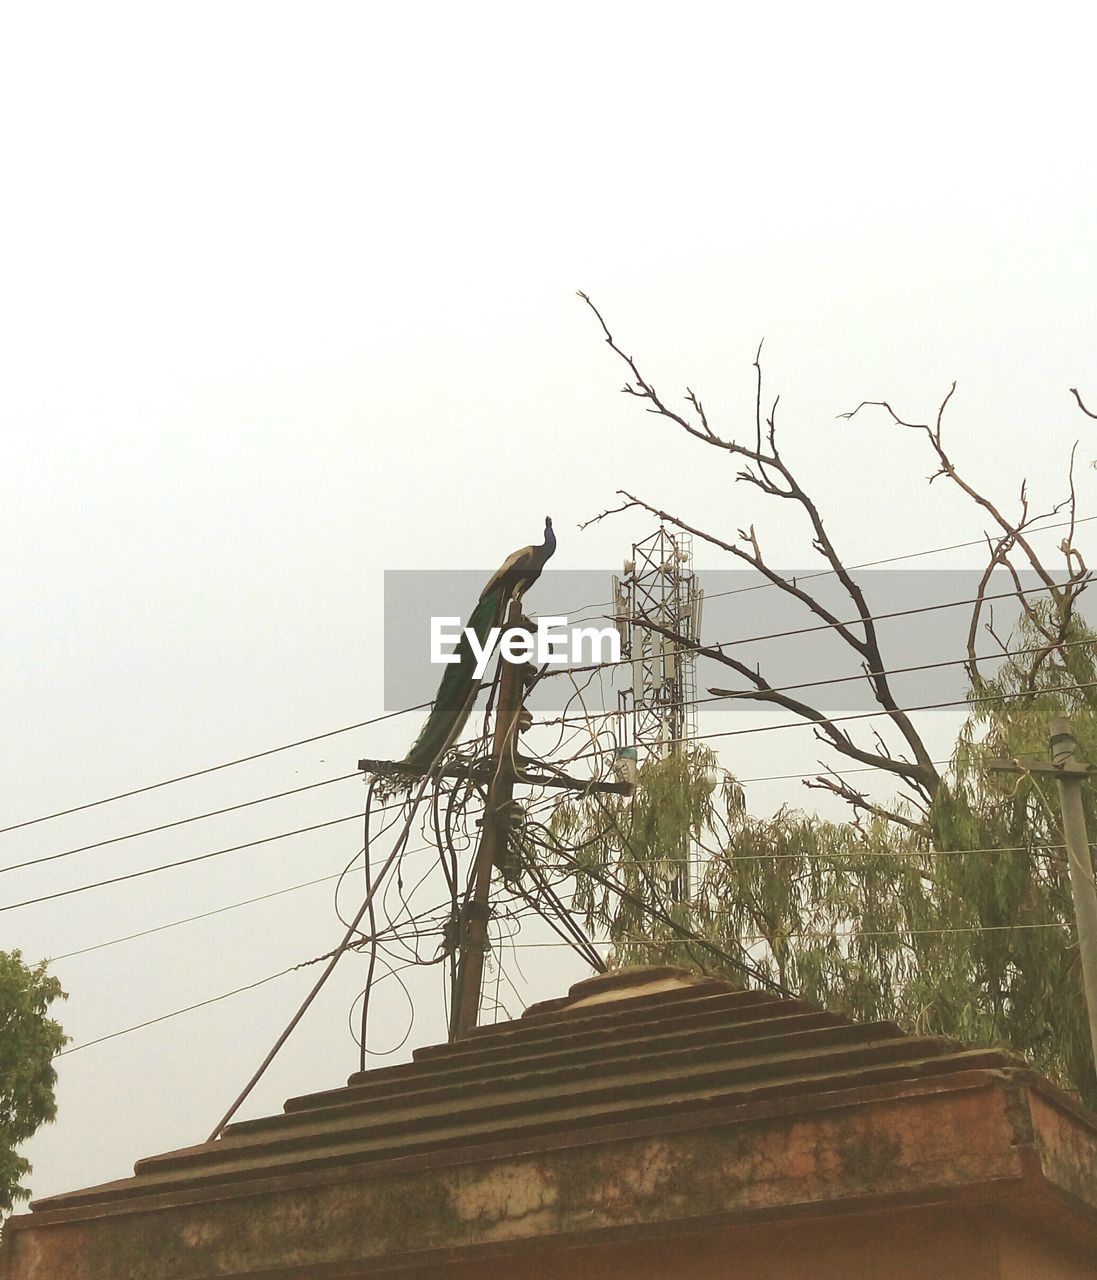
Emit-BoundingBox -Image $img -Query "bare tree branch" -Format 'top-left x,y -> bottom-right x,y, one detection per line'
804,771 -> 927,834
629,605 -> 938,802
841,389 -> 1067,598
608,489 -> 942,792
579,293 -> 1091,830
1070,387 -> 1097,420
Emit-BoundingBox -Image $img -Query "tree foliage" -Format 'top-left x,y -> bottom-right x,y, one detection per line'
558,298 -> 1097,1107
558,617 -> 1097,1105
0,952 -> 67,1215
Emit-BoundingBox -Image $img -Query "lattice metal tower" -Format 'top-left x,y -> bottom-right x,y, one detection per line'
612,526 -> 704,900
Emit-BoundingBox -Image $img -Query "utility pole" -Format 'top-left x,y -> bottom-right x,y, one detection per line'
989,717 -> 1097,1072
449,599 -> 527,1041
359,603 -> 631,1044
220,581 -> 634,1138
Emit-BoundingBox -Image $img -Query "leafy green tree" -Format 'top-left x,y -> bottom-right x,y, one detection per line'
0,952 -> 67,1215
556,298 -> 1097,1105
557,616 -> 1097,1105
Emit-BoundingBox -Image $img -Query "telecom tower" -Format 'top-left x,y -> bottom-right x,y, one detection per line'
612,526 -> 704,900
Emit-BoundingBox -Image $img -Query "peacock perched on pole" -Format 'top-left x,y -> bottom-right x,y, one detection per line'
401,517 -> 556,773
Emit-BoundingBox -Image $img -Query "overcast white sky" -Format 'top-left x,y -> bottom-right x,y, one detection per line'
2,1 -> 1096,1206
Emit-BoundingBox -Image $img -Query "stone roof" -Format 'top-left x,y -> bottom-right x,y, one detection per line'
5,966 -> 1097,1279
28,966 -> 1039,1212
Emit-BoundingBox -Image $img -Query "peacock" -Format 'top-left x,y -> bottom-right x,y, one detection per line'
402,517 -> 556,773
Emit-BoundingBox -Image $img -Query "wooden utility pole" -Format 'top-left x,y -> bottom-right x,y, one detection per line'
989,717 -> 1097,1071
449,599 -> 528,1041
219,586 -> 634,1140
359,603 -> 632,1044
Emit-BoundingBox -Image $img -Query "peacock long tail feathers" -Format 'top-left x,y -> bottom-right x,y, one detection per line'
401,586 -> 507,773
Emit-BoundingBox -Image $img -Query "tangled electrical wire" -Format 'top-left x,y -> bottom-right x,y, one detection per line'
340,660 -> 660,1066
336,646 -> 813,1076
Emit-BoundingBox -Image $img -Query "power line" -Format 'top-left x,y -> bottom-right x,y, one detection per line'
17,629 -> 1080,887
59,891 -> 568,1056
1,772 -> 369,877
55,957 -> 328,1058
49,842 -> 450,963
694,680 -> 1097,747
0,813 -> 370,915
595,844 -> 1067,863
543,577 -> 1088,680
46,826 -> 1068,969
49,872 -> 355,962
13,566 -> 1094,946
206,771 -> 438,1140
694,514 -> 1097,608
561,680 -> 1097,768
508,920 -> 1073,950
52,899 -> 1078,1058
718,922 -> 1072,940
538,635 -> 1097,729
41,760 -> 1076,1059
564,513 -> 1097,623
540,832 -> 794,995
56,917 -> 1071,1059
734,760 -> 949,785
0,703 -> 429,838
8,522 -> 1090,843
52,865 -> 744,1058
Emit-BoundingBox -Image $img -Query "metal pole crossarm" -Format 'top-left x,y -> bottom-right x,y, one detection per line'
988,757 -> 1097,778
358,760 -> 633,797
